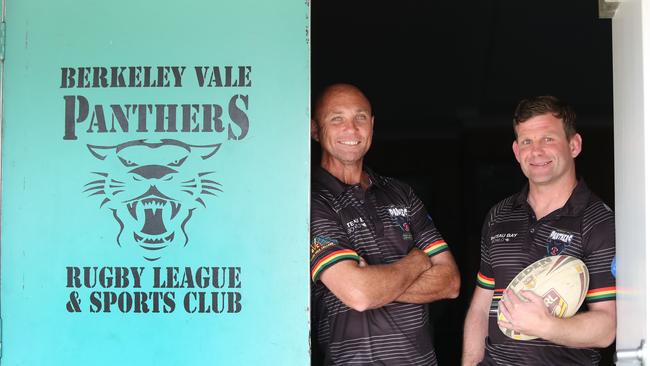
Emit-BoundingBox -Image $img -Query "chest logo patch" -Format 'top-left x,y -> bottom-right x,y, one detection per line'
388,206 -> 412,240
490,233 -> 518,244
547,230 -> 574,256
345,217 -> 367,234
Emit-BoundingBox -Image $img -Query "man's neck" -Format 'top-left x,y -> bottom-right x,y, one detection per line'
527,175 -> 578,220
321,159 -> 369,189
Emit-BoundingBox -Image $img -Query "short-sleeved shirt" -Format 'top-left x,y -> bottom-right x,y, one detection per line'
476,180 -> 616,365
310,167 -> 449,366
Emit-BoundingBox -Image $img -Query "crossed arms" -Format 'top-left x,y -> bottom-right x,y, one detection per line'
319,248 -> 460,312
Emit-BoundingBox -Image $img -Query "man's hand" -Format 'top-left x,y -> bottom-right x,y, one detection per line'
498,289 -> 554,339
408,247 -> 435,270
498,289 -> 616,348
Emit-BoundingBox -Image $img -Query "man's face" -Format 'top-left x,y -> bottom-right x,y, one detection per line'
512,113 -> 582,187
312,86 -> 374,168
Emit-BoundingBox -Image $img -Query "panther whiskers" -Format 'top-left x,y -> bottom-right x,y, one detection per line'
83,139 -> 223,260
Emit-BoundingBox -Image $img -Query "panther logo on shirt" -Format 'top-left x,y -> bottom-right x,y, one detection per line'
388,206 -> 411,240
547,230 -> 574,256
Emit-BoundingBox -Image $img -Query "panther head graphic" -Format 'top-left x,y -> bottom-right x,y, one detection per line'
84,139 -> 221,261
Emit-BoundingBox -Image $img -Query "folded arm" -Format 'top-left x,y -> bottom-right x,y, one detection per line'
319,248 -> 432,311
395,251 -> 460,303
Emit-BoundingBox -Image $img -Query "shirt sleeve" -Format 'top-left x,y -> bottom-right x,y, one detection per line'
310,193 -> 360,283
407,187 -> 449,257
476,212 -> 495,290
583,203 -> 616,303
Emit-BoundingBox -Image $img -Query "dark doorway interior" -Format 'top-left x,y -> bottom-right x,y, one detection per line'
311,1 -> 615,364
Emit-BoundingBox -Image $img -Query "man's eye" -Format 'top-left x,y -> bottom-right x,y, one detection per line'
544,137 -> 554,143
331,116 -> 342,122
356,115 -> 367,120
521,139 -> 531,145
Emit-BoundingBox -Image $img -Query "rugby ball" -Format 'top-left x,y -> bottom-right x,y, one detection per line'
498,255 -> 589,340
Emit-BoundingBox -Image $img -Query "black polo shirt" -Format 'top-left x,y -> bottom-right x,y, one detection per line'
310,167 -> 449,366
476,180 -> 616,365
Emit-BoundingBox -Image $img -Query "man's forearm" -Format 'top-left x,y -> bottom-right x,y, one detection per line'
462,286 -> 493,366
499,291 -> 616,348
539,303 -> 616,348
395,253 -> 460,303
462,313 -> 488,366
320,248 -> 432,311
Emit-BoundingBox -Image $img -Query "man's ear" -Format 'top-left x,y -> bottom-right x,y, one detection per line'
311,119 -> 320,141
512,140 -> 521,163
570,133 -> 583,158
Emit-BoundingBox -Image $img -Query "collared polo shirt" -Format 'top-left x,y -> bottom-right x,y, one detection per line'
476,180 -> 616,365
310,167 -> 449,366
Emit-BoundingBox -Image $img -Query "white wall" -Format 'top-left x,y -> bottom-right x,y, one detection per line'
613,0 -> 649,363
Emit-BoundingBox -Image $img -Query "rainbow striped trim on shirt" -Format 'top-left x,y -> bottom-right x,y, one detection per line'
492,289 -> 505,300
491,289 -> 505,311
311,249 -> 359,282
422,240 -> 448,256
586,286 -> 616,301
477,272 -> 495,289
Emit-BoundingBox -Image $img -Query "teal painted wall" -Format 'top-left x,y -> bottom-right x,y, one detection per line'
2,0 -> 310,364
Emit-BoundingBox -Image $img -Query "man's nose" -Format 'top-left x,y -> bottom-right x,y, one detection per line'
530,140 -> 544,153
342,118 -> 358,131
